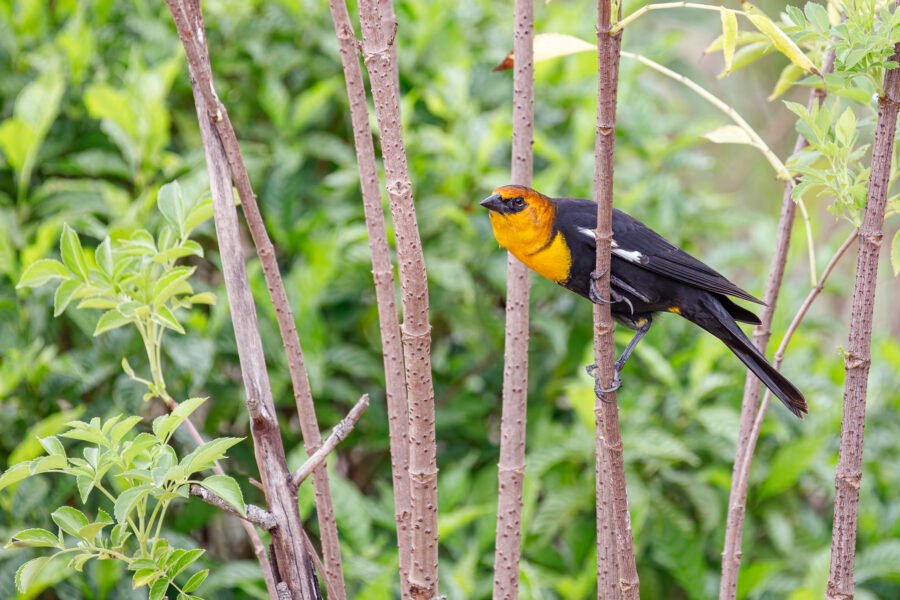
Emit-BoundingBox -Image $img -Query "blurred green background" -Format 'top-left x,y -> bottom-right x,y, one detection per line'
1,0 -> 899,598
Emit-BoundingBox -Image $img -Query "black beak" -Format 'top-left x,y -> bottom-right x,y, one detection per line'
480,194 -> 504,212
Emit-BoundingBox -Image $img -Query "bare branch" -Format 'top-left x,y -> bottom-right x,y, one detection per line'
592,3 -> 639,598
166,2 -> 322,597
326,2 -> 414,593
827,43 -> 900,599
292,395 -> 370,486
720,45 -> 837,600
358,1 -> 440,596
492,0 -> 534,598
191,484 -> 277,530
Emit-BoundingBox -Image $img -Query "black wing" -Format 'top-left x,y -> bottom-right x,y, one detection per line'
552,197 -> 763,304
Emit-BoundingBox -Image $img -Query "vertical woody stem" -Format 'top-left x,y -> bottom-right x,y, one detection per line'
593,2 -> 639,598
826,45 -> 900,600
326,1 -> 413,596
359,1 -> 440,597
720,47 -> 837,600
492,0 -> 534,598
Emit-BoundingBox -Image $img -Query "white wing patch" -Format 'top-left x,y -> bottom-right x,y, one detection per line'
576,227 -> 643,263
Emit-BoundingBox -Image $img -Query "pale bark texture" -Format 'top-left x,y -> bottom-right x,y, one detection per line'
359,1 -> 440,597
166,2 -> 346,596
827,48 -> 900,600
492,0 -> 534,597
166,4 -> 321,598
592,3 -> 639,598
720,47 -> 837,600
326,2 -> 413,595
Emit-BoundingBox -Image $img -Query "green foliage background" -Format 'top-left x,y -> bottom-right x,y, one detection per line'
1,0 -> 899,598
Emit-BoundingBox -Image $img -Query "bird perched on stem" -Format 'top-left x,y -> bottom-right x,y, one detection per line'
481,185 -> 807,418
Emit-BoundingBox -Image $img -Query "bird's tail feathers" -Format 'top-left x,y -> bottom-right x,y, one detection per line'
686,295 -> 808,418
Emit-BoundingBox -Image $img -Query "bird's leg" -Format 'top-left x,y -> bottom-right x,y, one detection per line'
589,270 -> 629,308
584,317 -> 652,402
614,317 -> 652,372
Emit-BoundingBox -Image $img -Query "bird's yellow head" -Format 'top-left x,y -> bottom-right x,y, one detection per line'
480,185 -> 556,252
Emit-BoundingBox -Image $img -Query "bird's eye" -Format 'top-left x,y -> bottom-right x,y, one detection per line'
512,196 -> 525,207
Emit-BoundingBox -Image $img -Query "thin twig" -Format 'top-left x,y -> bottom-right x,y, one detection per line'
827,43 -> 900,599
593,2 -> 640,598
620,50 -> 818,285
167,2 -> 322,598
612,2 -> 750,35
190,484 -> 277,530
326,2 -> 414,594
292,394 -> 370,486
492,0 -> 534,598
719,45 -> 837,600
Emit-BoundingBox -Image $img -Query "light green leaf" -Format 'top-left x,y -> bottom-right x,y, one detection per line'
16,556 -> 49,593
54,279 -> 82,316
30,453 -> 66,474
158,181 -> 186,236
110,415 -> 144,445
187,292 -> 217,305
96,237 -> 114,275
152,304 -> 185,334
769,63 -> 804,101
702,125 -> 755,146
132,568 -> 159,589
37,435 -> 65,457
151,266 -> 195,309
68,553 -> 94,572
17,259 -> 70,288
891,229 -> 900,276
51,506 -> 90,538
78,297 -> 118,310
94,309 -> 132,336
150,577 -> 169,600
182,568 -> 209,593
60,224 -> 89,281
179,437 -> 243,474
77,474 -> 95,503
0,462 -> 34,491
198,475 -> 246,516
759,435 -> 823,499
114,484 -> 153,524
169,548 -> 204,578
721,9 -> 737,74
78,509 -> 113,540
183,199 -> 213,236
6,528 -> 60,549
744,5 -> 819,75
154,397 -> 207,442
835,107 -> 857,147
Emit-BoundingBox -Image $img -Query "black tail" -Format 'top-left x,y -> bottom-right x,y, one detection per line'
683,294 -> 808,418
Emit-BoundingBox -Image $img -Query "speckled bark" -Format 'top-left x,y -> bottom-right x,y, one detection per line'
720,47 -> 837,600
492,0 -> 534,598
358,1 -> 439,597
327,2 -> 413,596
592,3 -> 639,599
826,46 -> 900,600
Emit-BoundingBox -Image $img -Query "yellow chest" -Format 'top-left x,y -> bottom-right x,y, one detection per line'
490,213 -> 572,284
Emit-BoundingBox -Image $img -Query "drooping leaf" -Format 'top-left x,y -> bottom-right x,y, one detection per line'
743,4 -> 820,75
702,125 -> 756,146
721,9 -> 738,74
198,475 -> 246,516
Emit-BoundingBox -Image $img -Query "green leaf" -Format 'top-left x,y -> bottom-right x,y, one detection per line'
179,437 -> 243,474
158,181 -> 186,237
77,474 -> 95,503
16,556 -> 48,593
835,107 -> 857,147
78,509 -> 113,540
0,461 -> 34,491
30,453 -> 67,474
53,279 -> 82,316
78,297 -> 119,310
198,475 -> 246,516
17,259 -> 71,288
152,304 -> 185,334
94,309 -> 132,336
187,292 -> 217,305
702,125 -> 755,146
6,528 -> 60,548
114,484 -> 153,524
169,548 -> 204,578
150,577 -> 169,600
60,223 -> 89,280
38,435 -> 65,457
111,415 -> 144,445
744,5 -> 820,75
769,63 -> 804,101
721,9 -> 737,74
96,237 -> 114,275
183,200 -> 213,236
154,397 -> 207,442
891,229 -> 900,277
151,266 -> 195,309
52,506 -> 90,538
759,436 -> 824,499
68,553 -> 94,572
132,568 -> 159,589
182,568 -> 209,593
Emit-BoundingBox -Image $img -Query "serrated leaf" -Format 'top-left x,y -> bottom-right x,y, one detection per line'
96,237 -> 114,275
182,568 -> 209,593
94,309 -> 132,336
53,279 -> 82,316
16,556 -> 48,593
111,415 -> 143,445
68,553 -> 93,572
114,484 -> 152,524
6,528 -> 60,548
77,474 -> 95,503
721,9 -> 737,74
0,461 -> 34,491
702,125 -> 755,146
169,548 -> 204,578
38,436 -> 65,457
17,259 -> 71,288
51,506 -> 90,538
30,453 -> 66,475
60,224 -> 89,280
158,181 -> 186,237
78,509 -> 113,540
198,475 -> 246,516
152,304 -> 185,334
179,437 -> 243,474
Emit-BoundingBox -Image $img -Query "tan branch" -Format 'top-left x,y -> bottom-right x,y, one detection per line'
292,395 -> 370,486
190,484 -> 277,531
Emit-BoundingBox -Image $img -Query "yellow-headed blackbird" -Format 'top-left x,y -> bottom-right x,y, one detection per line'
481,185 -> 807,418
